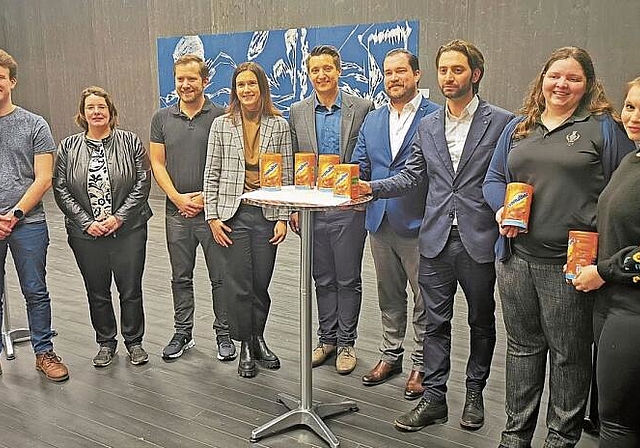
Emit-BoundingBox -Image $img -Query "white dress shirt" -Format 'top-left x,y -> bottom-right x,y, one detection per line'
445,94 -> 479,224
388,93 -> 423,160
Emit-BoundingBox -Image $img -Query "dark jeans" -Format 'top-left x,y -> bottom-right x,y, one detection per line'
420,230 -> 496,401
166,211 -> 228,337
69,226 -> 147,349
497,254 -> 594,448
313,210 -> 366,347
0,221 -> 54,354
219,204 -> 277,341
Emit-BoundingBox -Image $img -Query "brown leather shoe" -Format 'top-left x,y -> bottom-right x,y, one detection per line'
36,351 -> 69,382
362,360 -> 402,386
404,370 -> 425,400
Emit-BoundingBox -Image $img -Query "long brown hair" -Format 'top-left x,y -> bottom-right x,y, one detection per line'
514,46 -> 618,140
226,62 -> 281,124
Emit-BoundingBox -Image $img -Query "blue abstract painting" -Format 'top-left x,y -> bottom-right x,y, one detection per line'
156,20 -> 419,117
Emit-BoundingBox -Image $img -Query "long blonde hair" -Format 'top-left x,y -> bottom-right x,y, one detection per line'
514,46 -> 618,140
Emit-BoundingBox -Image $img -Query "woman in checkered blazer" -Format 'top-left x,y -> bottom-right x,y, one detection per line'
204,62 -> 293,378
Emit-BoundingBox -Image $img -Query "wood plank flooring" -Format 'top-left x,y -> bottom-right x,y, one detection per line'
0,194 -> 598,448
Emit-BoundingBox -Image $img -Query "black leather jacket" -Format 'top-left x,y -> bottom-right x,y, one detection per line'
53,129 -> 152,239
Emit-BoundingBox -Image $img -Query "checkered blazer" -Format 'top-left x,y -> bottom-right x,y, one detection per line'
204,113 -> 293,222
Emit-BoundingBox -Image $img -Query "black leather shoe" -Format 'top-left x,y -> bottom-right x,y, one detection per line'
394,397 -> 448,431
237,341 -> 257,378
460,389 -> 484,429
252,335 -> 280,369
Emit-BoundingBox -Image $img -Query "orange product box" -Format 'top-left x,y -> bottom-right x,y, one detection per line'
294,152 -> 316,189
502,182 -> 534,232
317,154 -> 341,191
259,153 -> 282,191
333,164 -> 359,199
565,230 -> 598,280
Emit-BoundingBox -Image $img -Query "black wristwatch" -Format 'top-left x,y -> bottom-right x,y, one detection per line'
13,208 -> 24,221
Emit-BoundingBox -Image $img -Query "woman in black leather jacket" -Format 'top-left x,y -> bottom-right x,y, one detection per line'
53,86 -> 152,368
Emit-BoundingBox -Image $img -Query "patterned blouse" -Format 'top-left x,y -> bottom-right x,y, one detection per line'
86,137 -> 112,221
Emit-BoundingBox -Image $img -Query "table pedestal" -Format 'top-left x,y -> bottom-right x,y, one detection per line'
2,285 -> 31,360
250,209 -> 358,447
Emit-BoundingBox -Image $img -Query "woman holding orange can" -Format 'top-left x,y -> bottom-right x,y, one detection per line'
483,47 -> 634,447
572,77 -> 640,447
204,62 -> 293,378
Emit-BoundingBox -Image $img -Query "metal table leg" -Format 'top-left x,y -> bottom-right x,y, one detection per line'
2,284 -> 31,360
250,209 -> 358,447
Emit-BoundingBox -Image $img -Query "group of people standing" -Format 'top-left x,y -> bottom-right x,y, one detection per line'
0,34 -> 638,448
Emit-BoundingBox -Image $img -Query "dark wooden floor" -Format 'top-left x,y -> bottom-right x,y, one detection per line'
1,194 -> 598,448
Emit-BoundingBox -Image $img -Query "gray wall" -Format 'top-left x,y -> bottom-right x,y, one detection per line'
2,0 -> 639,148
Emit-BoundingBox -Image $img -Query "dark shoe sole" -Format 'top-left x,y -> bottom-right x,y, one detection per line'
404,390 -> 424,400
36,367 -> 70,382
394,416 -> 447,432
162,339 -> 195,360
362,366 -> 402,386
238,365 -> 257,378
459,417 -> 484,430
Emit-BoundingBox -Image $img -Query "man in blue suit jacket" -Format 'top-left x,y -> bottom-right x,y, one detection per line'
351,49 -> 438,400
362,40 -> 514,431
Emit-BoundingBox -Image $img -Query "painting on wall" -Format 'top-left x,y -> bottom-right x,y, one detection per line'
157,20 -> 419,117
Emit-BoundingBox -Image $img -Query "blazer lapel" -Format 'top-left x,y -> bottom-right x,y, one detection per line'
431,109 -> 455,176
393,99 -> 429,163
258,116 -> 272,154
302,97 -> 319,153
230,118 -> 246,170
455,101 -> 491,178
340,95 -> 355,162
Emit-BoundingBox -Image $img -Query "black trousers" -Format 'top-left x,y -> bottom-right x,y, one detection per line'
69,226 -> 147,350
420,230 -> 496,401
219,204 -> 277,341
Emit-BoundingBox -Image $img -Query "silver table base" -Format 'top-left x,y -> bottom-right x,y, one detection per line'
2,284 -> 31,360
250,209 -> 358,447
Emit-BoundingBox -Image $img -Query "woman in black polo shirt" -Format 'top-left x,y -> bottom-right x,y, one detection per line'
483,47 -> 634,447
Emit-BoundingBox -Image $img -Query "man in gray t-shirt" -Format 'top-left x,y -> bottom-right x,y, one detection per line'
0,48 -> 69,381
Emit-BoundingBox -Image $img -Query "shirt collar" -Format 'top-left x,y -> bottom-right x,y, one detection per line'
314,90 -> 342,111
171,97 -> 212,116
446,94 -> 479,121
387,92 -> 423,114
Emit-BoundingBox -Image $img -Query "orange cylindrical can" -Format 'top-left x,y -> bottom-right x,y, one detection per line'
565,230 -> 598,280
333,164 -> 359,199
502,182 -> 534,232
259,153 -> 282,190
317,154 -> 341,191
294,152 -> 316,189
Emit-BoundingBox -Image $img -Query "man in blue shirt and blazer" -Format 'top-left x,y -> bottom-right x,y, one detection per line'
352,49 -> 438,399
361,40 -> 514,431
288,45 -> 373,375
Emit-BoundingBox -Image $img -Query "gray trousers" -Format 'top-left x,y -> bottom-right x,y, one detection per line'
497,254 -> 593,448
166,211 -> 229,337
369,217 -> 425,370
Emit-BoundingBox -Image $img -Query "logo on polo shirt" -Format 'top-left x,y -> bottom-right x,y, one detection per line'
566,130 -> 580,146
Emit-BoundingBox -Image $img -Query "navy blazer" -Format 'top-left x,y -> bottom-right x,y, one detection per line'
371,99 -> 514,263
351,97 -> 439,237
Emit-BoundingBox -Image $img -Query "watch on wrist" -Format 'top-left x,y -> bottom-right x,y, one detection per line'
13,208 -> 24,221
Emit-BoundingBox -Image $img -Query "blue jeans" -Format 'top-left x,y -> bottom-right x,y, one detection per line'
166,211 -> 228,337
497,254 -> 593,448
0,221 -> 54,354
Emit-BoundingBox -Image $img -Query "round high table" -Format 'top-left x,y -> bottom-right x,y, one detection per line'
243,191 -> 371,448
